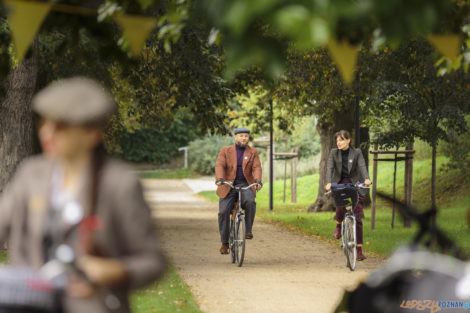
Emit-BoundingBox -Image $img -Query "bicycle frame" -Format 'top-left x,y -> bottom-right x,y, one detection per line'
327,182 -> 370,271
342,207 -> 357,250
222,180 -> 259,267
221,180 -> 259,213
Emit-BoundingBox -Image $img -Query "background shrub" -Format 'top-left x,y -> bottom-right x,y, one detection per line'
188,135 -> 233,175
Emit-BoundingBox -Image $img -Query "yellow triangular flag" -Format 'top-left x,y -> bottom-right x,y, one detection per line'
427,34 -> 461,61
327,39 -> 360,85
4,0 -> 52,62
115,15 -> 158,56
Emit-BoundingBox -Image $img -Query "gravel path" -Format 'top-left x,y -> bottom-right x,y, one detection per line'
143,179 -> 384,313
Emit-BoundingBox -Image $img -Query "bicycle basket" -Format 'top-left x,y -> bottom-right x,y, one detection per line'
0,266 -> 62,313
331,183 -> 358,208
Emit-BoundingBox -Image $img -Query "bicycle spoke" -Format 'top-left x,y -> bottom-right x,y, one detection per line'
229,217 -> 236,263
235,215 -> 246,267
345,217 -> 357,271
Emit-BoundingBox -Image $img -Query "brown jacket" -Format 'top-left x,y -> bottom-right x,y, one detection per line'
0,155 -> 165,313
215,144 -> 262,198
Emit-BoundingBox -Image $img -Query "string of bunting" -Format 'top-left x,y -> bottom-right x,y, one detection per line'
326,34 -> 462,86
3,0 -> 158,62
2,0 -> 464,82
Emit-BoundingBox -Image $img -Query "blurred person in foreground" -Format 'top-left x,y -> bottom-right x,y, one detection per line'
215,128 -> 262,255
325,130 -> 371,261
0,77 -> 165,312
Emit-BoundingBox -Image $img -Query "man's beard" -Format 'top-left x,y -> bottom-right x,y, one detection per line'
236,140 -> 248,147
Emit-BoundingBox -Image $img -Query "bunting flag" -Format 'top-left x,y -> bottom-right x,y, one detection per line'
427,34 -> 461,61
115,14 -> 158,56
4,0 -> 52,62
327,39 -> 360,85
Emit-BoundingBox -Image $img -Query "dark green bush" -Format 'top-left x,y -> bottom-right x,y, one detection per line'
118,117 -> 197,164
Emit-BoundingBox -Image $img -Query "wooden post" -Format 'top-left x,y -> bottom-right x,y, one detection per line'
272,142 -> 276,182
282,162 -> 287,203
404,141 -> 414,227
291,147 -> 298,203
267,143 -> 271,186
391,150 -> 398,229
404,148 -> 409,227
371,143 -> 378,230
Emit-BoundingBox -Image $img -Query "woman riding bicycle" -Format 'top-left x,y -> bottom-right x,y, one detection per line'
325,130 -> 371,261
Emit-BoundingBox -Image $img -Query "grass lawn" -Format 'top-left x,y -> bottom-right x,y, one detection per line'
131,266 -> 203,313
198,157 -> 470,257
139,168 -> 201,179
0,251 -> 7,264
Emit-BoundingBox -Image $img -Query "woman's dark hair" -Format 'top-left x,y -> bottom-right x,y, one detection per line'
334,130 -> 351,141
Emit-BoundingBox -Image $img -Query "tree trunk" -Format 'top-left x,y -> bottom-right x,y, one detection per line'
308,107 -> 356,212
431,144 -> 436,209
0,42 -> 38,191
360,126 -> 371,206
308,121 -> 335,212
430,143 -> 438,249
431,143 -> 437,217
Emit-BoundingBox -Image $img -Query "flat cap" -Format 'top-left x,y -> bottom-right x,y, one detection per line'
234,127 -> 250,135
32,77 -> 116,125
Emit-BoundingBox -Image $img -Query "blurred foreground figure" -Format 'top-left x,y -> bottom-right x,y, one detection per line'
0,77 -> 165,313
334,194 -> 470,313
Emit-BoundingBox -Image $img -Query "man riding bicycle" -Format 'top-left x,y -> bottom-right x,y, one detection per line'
215,128 -> 262,255
325,130 -> 371,261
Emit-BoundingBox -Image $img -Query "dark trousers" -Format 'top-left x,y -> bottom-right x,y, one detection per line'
334,178 -> 365,245
218,180 -> 256,244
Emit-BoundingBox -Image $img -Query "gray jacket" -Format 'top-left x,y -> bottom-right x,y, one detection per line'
326,147 -> 370,195
0,155 -> 166,313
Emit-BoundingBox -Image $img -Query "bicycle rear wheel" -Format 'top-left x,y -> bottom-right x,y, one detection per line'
343,216 -> 357,271
229,216 -> 236,263
234,214 -> 246,267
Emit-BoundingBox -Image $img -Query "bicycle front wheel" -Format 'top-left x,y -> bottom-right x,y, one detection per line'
234,214 -> 246,267
343,216 -> 357,271
229,216 -> 236,263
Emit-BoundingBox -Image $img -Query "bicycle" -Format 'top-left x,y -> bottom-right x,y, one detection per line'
327,182 -> 370,271
221,180 -> 259,267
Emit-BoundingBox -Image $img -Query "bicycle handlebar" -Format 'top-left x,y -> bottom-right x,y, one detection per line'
355,182 -> 372,189
325,182 -> 372,195
221,180 -> 260,190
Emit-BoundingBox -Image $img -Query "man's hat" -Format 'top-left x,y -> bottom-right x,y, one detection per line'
234,127 -> 250,135
32,77 -> 116,125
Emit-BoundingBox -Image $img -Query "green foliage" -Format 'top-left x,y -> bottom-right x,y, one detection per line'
288,116 -> 320,158
105,22 -> 231,137
199,0 -> 465,80
440,115 -> 470,170
228,85 -> 299,135
0,17 -> 11,99
188,135 -> 233,175
413,139 -> 433,161
111,111 -> 197,164
365,38 -> 470,149
131,266 -> 203,313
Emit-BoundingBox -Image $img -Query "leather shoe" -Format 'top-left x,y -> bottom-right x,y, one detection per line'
357,247 -> 367,261
246,232 -> 253,240
333,225 -> 341,239
220,243 -> 229,254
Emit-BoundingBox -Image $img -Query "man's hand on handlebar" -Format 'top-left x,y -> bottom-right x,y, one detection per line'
215,178 -> 223,186
364,179 -> 372,186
